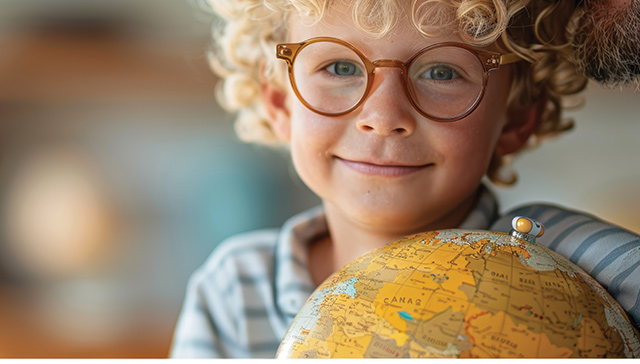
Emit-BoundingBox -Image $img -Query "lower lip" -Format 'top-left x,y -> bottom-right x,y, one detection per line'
338,158 -> 429,177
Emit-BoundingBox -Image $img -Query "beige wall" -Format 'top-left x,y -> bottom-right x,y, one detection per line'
494,82 -> 640,233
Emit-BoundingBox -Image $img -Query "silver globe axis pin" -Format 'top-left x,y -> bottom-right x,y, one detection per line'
510,216 -> 545,244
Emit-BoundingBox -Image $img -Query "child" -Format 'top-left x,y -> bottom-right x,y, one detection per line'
171,0 -> 640,358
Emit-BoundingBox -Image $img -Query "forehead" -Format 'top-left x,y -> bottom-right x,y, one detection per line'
287,2 -> 465,57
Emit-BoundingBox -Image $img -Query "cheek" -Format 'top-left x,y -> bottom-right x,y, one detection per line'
289,104 -> 339,156
288,104 -> 341,189
445,126 -> 496,175
442,111 -> 505,155
437,95 -> 510,177
461,71 -> 512,158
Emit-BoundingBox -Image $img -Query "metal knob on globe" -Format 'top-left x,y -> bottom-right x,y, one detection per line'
510,216 -> 544,244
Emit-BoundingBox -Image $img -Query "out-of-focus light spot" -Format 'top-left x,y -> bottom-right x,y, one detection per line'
2,147 -> 118,279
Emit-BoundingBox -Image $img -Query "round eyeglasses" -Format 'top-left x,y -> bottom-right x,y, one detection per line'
276,37 -> 522,122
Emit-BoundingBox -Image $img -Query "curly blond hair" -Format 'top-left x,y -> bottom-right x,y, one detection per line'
202,0 -> 588,185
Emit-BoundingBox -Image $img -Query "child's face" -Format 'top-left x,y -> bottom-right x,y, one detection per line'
269,4 -> 515,234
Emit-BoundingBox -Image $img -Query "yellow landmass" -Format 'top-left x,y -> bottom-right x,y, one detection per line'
578,316 -> 611,357
480,244 -> 525,266
539,272 -> 571,294
463,304 -> 501,349
409,305 -> 466,351
409,338 -> 461,357
327,326 -> 373,358
373,322 -> 411,348
505,286 -> 544,332
462,305 -> 573,357
421,243 -> 468,270
512,266 -> 541,291
406,269 -> 441,292
292,337 -> 331,358
341,298 -> 380,336
474,280 -> 510,311
393,240 -> 439,263
423,291 -> 470,320
535,331 -> 574,358
440,271 -> 476,300
482,258 -> 513,286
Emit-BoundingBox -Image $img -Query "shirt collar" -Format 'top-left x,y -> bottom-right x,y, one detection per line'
458,184 -> 500,230
274,186 -> 499,316
275,205 -> 326,317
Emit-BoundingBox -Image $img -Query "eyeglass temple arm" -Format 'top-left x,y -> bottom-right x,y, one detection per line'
486,52 -> 524,70
500,52 -> 522,65
276,44 -> 298,65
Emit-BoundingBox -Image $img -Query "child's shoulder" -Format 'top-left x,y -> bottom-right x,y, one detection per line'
198,228 -> 281,279
179,233 -> 277,306
193,205 -> 325,286
490,202 -> 635,242
491,202 -> 639,255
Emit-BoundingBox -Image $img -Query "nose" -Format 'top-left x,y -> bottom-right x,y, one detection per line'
355,68 -> 417,137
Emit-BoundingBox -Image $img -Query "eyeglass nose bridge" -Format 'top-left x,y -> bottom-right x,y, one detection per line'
363,59 -> 421,114
367,59 -> 410,91
371,59 -> 407,72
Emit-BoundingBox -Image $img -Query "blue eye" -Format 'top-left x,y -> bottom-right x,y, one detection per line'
326,61 -> 362,76
422,65 -> 459,80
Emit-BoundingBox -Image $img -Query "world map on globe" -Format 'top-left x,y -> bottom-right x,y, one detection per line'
276,229 -> 640,358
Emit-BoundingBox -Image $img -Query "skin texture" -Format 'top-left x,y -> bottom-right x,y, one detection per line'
262,3 -> 540,284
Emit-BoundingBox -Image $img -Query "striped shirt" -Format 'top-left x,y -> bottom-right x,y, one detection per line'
170,187 -> 640,358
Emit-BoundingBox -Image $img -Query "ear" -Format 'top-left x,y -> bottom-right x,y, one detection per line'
494,92 -> 547,157
260,62 -> 291,142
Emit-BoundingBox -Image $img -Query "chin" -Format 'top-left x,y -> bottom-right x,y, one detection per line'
346,205 -> 437,236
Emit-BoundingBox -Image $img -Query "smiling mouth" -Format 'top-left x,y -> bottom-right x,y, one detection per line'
337,158 -> 431,177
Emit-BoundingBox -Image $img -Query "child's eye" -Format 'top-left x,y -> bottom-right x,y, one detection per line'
421,65 -> 459,80
325,61 -> 362,76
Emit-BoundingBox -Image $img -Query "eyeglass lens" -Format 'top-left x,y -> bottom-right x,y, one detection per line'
291,41 -> 486,119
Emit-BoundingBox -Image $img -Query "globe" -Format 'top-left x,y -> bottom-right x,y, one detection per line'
276,219 -> 640,358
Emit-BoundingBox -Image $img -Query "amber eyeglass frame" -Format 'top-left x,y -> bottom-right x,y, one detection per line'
276,37 -> 522,122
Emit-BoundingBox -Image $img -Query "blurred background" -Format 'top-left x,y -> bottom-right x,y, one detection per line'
0,0 -> 637,358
